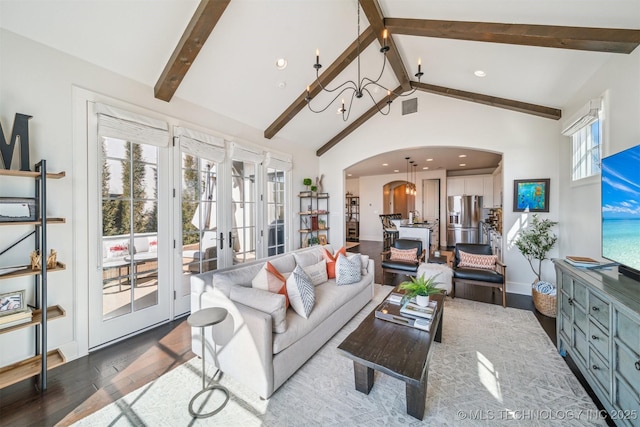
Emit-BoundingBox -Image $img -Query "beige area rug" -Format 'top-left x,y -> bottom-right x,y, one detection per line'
72,285 -> 605,426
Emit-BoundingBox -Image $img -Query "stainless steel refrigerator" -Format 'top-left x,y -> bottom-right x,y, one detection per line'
447,195 -> 482,246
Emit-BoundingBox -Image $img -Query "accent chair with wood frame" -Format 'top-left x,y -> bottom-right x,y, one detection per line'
380,238 -> 426,285
452,243 -> 507,307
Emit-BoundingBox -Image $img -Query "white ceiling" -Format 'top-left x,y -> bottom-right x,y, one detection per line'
1,0 -> 638,176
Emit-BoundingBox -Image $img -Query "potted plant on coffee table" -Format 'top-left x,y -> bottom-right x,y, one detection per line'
399,274 -> 443,307
514,214 -> 558,317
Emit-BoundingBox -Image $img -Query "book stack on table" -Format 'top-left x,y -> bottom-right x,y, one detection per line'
565,256 -> 601,268
375,292 -> 435,331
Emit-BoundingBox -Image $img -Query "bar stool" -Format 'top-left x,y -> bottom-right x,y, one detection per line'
188,307 -> 230,418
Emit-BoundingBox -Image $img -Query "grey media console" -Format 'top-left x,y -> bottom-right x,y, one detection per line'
554,260 -> 640,426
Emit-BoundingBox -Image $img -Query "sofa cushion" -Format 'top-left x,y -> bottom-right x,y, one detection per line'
336,253 -> 361,285
458,250 -> 497,270
104,240 -> 129,259
322,246 -> 346,279
302,259 -> 328,286
230,285 -> 287,333
273,277 -> 370,354
293,247 -> 324,268
252,262 -> 289,308
286,265 -> 315,319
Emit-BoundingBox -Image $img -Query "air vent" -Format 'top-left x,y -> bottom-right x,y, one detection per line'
402,98 -> 418,115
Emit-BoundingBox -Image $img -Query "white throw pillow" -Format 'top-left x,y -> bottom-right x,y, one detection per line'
336,253 -> 362,285
303,259 -> 328,286
293,248 -> 323,268
229,286 -> 287,333
286,265 -> 315,318
348,253 -> 369,275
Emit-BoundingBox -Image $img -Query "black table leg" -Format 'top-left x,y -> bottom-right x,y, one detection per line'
353,361 -> 374,394
434,311 -> 443,343
406,371 -> 428,420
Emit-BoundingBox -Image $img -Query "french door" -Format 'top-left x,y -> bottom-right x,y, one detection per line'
90,136 -> 170,348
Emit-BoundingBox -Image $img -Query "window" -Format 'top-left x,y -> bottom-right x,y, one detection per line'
571,118 -> 601,181
564,98 -> 603,182
267,168 -> 286,256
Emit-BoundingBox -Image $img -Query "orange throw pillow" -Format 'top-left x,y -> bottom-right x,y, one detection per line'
252,261 -> 289,308
323,247 -> 347,279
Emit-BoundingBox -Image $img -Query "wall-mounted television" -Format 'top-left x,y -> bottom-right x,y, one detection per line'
601,143 -> 640,282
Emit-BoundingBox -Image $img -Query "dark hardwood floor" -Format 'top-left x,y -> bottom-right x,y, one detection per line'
0,240 -> 611,426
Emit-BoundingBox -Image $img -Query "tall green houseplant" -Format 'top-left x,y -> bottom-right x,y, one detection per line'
515,214 -> 558,282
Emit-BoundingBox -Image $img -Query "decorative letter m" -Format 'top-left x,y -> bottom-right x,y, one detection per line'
0,113 -> 33,171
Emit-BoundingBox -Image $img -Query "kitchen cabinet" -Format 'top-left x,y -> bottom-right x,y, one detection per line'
555,260 -> 640,426
447,175 -> 493,208
492,163 -> 503,207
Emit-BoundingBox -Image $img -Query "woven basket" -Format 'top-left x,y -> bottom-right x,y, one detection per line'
532,287 -> 557,318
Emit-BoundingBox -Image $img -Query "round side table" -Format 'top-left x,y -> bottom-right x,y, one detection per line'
187,307 -> 230,418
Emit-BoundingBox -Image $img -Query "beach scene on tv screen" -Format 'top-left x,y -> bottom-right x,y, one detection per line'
601,144 -> 640,271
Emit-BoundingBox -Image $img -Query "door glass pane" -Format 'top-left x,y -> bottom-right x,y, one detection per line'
267,168 -> 285,256
180,154 -> 218,299
231,160 -> 256,264
101,138 -> 159,320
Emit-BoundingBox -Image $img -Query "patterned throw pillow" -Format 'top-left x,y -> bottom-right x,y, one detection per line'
322,246 -> 347,279
458,250 -> 497,270
336,253 -> 362,285
390,247 -> 418,262
252,262 -> 289,308
286,265 -> 315,318
303,259 -> 328,286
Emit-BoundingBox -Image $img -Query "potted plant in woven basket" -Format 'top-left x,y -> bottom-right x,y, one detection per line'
514,214 -> 558,317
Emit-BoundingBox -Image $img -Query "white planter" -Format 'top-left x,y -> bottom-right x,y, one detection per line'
416,295 -> 430,307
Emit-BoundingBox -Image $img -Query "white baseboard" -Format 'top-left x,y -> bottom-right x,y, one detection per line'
507,281 -> 532,296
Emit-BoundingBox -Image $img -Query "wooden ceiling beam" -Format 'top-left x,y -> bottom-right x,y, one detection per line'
316,86 -> 402,156
264,26 -> 377,139
413,82 -> 561,120
359,0 -> 412,92
154,0 -> 231,102
385,18 -> 640,54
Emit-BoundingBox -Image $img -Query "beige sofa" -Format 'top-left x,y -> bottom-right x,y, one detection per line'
190,245 -> 374,399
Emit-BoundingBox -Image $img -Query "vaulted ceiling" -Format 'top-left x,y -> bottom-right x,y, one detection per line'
2,0 -> 639,162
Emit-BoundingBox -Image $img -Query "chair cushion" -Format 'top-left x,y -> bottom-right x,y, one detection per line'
390,247 -> 418,262
381,259 -> 419,272
458,250 -> 497,270
454,267 -> 504,284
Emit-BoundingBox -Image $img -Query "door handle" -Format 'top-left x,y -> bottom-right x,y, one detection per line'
592,306 -> 599,312
591,335 -> 598,340
229,231 -> 233,249
592,364 -> 600,370
568,298 -> 573,306
635,360 -> 640,371
219,232 -> 224,247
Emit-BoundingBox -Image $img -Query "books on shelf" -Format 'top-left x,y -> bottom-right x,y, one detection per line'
0,308 -> 33,329
566,256 -> 600,268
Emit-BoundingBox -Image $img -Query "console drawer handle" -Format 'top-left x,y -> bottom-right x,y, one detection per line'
635,360 -> 640,371
568,298 -> 573,306
592,306 -> 599,312
592,365 -> 600,370
591,335 -> 598,340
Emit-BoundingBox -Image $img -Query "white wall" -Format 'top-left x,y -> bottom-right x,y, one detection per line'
558,48 -> 640,260
321,90 -> 563,295
0,29 -> 317,365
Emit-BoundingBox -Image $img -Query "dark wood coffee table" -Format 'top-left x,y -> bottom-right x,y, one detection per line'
337,292 -> 444,420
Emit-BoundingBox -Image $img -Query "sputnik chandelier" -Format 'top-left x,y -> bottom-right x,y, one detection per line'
305,2 -> 423,121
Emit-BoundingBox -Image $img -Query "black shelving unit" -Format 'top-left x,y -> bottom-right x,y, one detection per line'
298,192 -> 329,247
0,160 -> 66,390
345,195 -> 359,242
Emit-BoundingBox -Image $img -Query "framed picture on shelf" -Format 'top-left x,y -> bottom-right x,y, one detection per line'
513,179 -> 550,212
318,235 -> 327,245
0,290 -> 26,317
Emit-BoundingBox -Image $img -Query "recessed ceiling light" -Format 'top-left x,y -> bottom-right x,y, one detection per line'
459,163 -> 466,167
347,173 -> 352,177
422,167 -> 429,170
458,154 -> 467,158
426,158 -> 433,162
277,81 -> 286,89
382,163 -> 388,166
394,169 -> 399,173
275,58 -> 288,70
474,70 -> 486,77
